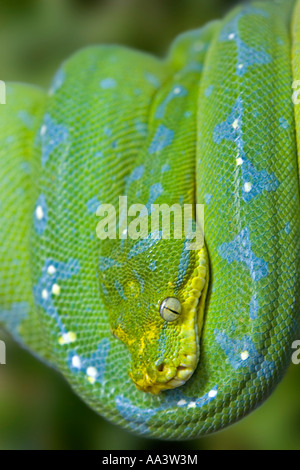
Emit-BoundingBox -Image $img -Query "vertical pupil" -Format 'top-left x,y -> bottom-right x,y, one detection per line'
160,297 -> 181,321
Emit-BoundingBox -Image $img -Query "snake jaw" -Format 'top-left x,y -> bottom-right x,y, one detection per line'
130,359 -> 197,394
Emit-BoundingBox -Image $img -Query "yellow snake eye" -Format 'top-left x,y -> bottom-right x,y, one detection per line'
159,297 -> 182,322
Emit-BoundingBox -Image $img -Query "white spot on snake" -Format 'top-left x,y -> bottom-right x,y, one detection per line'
244,182 -> 252,193
58,332 -> 76,345
86,366 -> 97,384
40,125 -> 47,136
177,399 -> 187,406
228,33 -> 235,40
236,157 -> 243,166
187,401 -> 196,409
41,289 -> 48,300
238,63 -> 243,70
232,119 -> 239,130
35,205 -> 44,220
208,389 -> 218,398
52,283 -> 61,296
72,355 -> 81,369
241,350 -> 249,361
47,265 -> 56,275
173,87 -> 181,95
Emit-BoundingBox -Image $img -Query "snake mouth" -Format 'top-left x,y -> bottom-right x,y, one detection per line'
130,354 -> 198,394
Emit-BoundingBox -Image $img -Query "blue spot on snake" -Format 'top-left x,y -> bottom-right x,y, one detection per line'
18,111 -> 34,129
5,136 -> 15,144
279,117 -> 289,129
147,183 -> 163,211
115,280 -> 127,301
144,72 -> 161,89
205,85 -> 213,97
161,163 -> 170,173
0,302 -> 29,342
100,78 -> 116,89
41,114 -> 68,166
215,330 -> 277,379
34,194 -> 48,235
204,193 -> 212,204
176,240 -> 191,288
168,387 -> 219,409
133,270 -> 145,293
103,126 -> 112,137
149,261 -> 157,272
285,222 -> 291,235
241,158 -> 279,202
156,327 -> 168,361
115,396 -> 157,434
215,330 -> 262,370
20,161 -> 31,175
33,258 -> 80,335
134,120 -> 147,137
99,257 -> 122,271
182,62 -> 203,74
149,125 -> 174,154
213,97 -> 243,145
214,98 -> 278,202
218,227 -> 268,281
235,40 -> 271,76
49,68 -> 65,95
87,196 -> 101,214
101,283 -> 108,296
126,165 -> 144,187
68,338 -> 110,384
219,6 -> 271,76
155,85 -> 188,119
249,294 -> 259,320
127,231 -> 162,259
115,386 -> 218,434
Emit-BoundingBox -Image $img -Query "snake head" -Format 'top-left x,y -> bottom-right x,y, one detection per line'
99,238 -> 208,394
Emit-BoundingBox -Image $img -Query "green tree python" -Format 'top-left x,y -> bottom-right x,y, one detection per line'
1,0 -> 300,440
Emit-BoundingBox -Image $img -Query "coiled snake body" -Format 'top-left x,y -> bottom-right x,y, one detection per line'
1,0 -> 300,439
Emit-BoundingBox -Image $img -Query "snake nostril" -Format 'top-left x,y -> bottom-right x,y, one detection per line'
156,362 -> 165,372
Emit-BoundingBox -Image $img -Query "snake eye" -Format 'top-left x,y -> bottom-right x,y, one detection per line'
160,297 -> 182,322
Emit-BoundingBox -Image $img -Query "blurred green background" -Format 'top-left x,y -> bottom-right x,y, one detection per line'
1,0 -> 300,450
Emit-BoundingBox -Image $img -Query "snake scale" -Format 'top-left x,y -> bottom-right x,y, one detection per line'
1,0 -> 300,440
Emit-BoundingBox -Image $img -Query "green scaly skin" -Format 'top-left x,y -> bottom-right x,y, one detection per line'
0,0 -> 300,440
